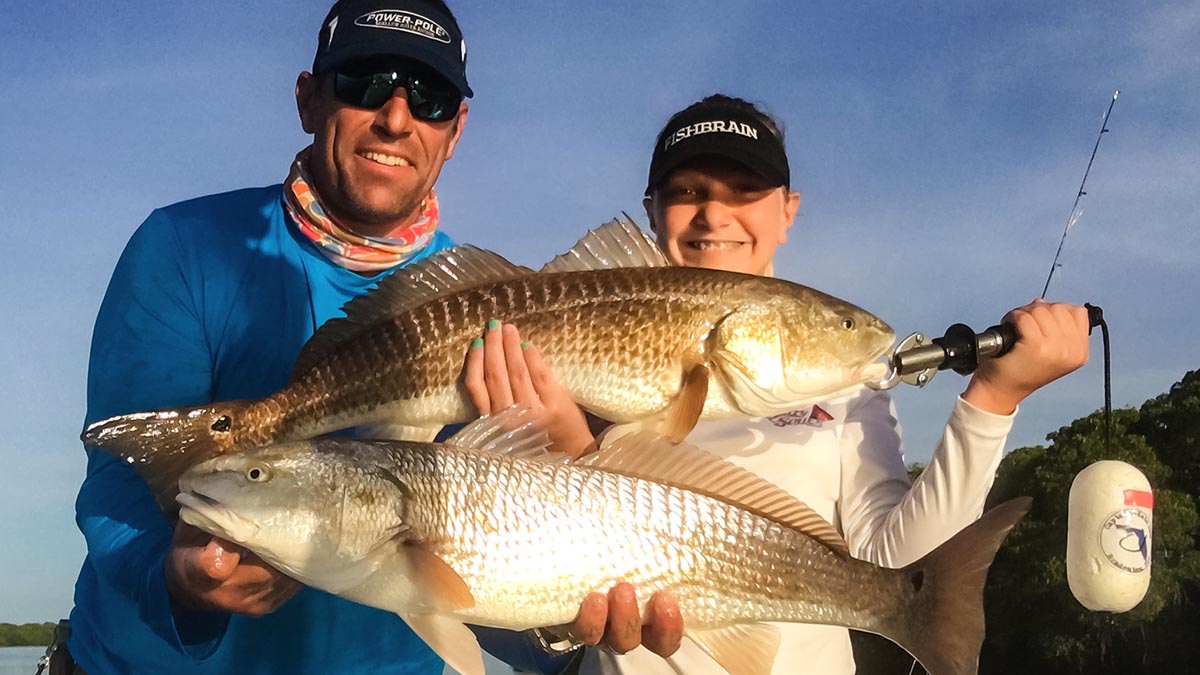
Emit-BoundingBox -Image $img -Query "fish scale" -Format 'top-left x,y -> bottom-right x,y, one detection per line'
267,267 -> 810,439
378,443 -> 897,630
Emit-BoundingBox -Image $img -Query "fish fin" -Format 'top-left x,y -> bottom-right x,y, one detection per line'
663,364 -> 709,443
81,401 -> 254,514
354,423 -> 442,443
685,623 -> 781,675
404,544 -> 476,612
447,405 -> 562,462
539,215 -> 671,273
399,613 -> 485,675
291,246 -> 534,381
887,497 -> 1033,675
583,431 -> 850,557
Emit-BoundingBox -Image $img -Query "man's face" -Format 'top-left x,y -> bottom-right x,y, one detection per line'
296,68 -> 468,237
645,157 -> 800,276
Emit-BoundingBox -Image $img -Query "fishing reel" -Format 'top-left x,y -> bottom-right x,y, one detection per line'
867,304 -> 1104,391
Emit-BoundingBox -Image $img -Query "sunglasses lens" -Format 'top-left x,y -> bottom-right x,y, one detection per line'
333,72 -> 395,108
405,74 -> 460,122
332,61 -> 461,122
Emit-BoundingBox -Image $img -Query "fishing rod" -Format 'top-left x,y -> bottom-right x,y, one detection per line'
871,91 -> 1119,392
1042,90 -> 1120,299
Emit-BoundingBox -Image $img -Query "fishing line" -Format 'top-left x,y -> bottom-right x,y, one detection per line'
1087,303 -> 1113,447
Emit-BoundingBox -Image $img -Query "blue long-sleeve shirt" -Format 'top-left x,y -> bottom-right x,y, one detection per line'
70,185 -> 457,674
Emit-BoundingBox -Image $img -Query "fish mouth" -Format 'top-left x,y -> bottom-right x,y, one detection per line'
852,359 -> 891,383
849,336 -> 899,383
177,491 -> 258,544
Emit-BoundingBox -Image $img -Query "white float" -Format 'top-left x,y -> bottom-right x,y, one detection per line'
1066,460 -> 1153,612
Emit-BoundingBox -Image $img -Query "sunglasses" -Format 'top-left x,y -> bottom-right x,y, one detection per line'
332,60 -> 462,122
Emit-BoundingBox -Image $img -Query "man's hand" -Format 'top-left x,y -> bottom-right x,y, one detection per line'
571,583 -> 683,657
464,321 -> 595,458
164,521 -> 302,616
964,299 -> 1091,415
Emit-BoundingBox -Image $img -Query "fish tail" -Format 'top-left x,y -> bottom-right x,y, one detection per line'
81,400 -> 258,512
889,497 -> 1032,675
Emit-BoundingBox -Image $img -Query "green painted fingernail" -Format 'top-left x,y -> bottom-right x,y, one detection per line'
471,338 -> 483,349
520,341 -> 530,350
487,319 -> 500,331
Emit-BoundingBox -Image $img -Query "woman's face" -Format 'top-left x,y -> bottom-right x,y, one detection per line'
644,157 -> 800,276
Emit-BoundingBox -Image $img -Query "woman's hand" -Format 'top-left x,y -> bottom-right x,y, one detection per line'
963,299 -> 1091,415
464,321 -> 595,458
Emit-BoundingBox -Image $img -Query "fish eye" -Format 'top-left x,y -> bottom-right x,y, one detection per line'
841,318 -> 855,330
212,416 -> 232,432
246,465 -> 270,482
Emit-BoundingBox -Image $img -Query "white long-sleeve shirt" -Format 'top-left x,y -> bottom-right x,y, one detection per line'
452,388 -> 1015,675
584,389 -> 1014,675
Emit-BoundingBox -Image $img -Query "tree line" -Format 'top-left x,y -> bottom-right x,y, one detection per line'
854,369 -> 1200,673
0,622 -> 54,647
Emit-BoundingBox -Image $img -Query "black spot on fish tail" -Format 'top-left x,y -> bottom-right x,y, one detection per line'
886,497 -> 1032,675
909,570 -> 924,594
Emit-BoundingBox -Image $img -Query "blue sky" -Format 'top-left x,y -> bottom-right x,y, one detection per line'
1,1 -> 1196,623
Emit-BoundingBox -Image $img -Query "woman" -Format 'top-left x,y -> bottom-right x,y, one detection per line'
464,94 -> 1090,674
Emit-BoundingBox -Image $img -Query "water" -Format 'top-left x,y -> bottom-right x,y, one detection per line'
0,646 -> 45,675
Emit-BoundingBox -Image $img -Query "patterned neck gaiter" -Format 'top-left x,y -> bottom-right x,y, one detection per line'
284,148 -> 439,273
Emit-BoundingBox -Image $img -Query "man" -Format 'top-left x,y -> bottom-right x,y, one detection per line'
68,2 -> 679,673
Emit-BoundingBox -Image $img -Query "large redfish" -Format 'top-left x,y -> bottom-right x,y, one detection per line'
84,219 -> 893,508
173,408 -> 1029,675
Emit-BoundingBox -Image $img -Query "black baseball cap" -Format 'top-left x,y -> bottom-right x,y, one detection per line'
646,100 -> 789,194
312,0 -> 473,98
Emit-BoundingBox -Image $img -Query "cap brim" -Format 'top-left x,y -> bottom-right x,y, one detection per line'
647,137 -> 788,194
317,42 -> 473,98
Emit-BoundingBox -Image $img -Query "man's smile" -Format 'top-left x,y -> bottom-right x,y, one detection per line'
360,151 -> 413,167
